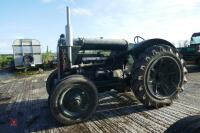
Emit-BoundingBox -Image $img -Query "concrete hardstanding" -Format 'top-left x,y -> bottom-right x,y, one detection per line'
0,66 -> 199,133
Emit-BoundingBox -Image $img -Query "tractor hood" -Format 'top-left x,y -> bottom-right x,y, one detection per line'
73,38 -> 128,50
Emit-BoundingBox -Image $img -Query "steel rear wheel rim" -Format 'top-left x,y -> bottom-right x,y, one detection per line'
146,56 -> 181,99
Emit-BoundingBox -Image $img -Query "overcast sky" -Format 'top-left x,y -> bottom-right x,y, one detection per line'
0,0 -> 200,54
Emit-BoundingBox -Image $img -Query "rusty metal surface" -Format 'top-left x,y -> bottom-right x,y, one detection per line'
0,67 -> 200,133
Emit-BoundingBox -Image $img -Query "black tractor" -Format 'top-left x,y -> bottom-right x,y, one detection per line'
46,7 -> 187,125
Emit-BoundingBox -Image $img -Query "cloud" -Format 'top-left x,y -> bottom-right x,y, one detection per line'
71,8 -> 92,16
0,41 -> 7,48
15,35 -> 24,39
1,0 -> 200,54
80,0 -> 200,45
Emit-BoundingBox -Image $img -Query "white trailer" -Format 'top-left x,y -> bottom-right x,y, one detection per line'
12,39 -> 42,68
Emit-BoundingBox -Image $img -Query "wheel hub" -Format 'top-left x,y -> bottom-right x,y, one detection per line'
70,95 -> 81,107
59,86 -> 89,118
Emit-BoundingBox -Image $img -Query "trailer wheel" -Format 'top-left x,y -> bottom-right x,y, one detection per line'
23,55 -> 34,65
50,75 -> 98,125
165,115 -> 200,133
131,45 -> 187,108
46,70 -> 58,95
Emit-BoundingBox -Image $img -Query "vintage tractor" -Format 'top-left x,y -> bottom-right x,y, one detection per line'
46,7 -> 187,125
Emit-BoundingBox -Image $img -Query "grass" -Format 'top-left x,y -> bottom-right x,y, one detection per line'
0,55 -> 13,68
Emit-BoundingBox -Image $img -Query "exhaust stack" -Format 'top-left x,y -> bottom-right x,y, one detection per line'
65,6 -> 73,67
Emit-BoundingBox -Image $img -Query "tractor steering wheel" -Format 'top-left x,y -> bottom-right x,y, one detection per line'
134,36 -> 145,44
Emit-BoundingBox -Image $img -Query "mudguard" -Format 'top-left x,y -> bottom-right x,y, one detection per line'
129,38 -> 176,57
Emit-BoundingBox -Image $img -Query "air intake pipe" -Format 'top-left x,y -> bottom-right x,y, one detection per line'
65,6 -> 73,68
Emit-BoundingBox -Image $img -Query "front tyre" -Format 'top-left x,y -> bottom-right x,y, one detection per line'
50,75 -> 98,125
131,45 -> 187,108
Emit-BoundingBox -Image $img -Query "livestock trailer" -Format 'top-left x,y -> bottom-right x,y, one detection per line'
12,39 -> 42,68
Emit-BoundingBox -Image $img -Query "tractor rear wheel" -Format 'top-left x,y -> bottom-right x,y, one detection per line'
46,69 -> 58,95
49,75 -> 98,125
46,70 -> 74,95
131,45 -> 187,108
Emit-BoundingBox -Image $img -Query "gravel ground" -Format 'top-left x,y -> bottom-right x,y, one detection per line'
0,66 -> 200,133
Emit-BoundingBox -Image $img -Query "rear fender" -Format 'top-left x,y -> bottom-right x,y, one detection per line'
129,38 -> 176,57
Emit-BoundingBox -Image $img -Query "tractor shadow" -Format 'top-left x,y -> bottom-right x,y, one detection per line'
0,92 -> 152,132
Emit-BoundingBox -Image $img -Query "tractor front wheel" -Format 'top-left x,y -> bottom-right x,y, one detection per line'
49,75 -> 98,125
